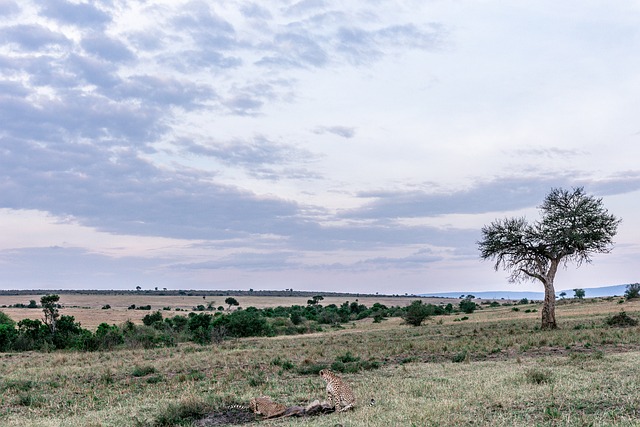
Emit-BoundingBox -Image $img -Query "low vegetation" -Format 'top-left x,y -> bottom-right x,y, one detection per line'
0,294 -> 638,426
0,295 -> 473,352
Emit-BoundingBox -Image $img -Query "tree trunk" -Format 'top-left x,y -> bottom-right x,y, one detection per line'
541,260 -> 559,329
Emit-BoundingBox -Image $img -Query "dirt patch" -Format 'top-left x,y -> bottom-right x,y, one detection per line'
194,409 -> 256,426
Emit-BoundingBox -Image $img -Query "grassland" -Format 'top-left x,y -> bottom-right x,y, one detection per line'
1,294 -> 639,426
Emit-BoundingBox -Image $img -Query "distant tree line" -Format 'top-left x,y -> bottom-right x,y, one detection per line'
0,294 -> 486,353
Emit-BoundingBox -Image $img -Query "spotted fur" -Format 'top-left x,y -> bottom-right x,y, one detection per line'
249,396 -> 287,419
319,369 -> 356,412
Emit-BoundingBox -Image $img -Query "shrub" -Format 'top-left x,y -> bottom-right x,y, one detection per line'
152,398 -> 213,427
624,283 -> 640,300
142,311 -> 163,327
131,365 -> 157,377
101,304 -> 111,310
403,300 -> 431,326
0,311 -> 15,327
525,368 -> 553,384
459,299 -> 477,314
452,350 -> 468,363
605,311 -> 638,327
223,310 -> 273,337
94,323 -> 124,350
0,324 -> 17,352
296,361 -> 328,375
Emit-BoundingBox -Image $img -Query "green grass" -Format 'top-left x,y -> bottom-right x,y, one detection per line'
0,298 -> 639,426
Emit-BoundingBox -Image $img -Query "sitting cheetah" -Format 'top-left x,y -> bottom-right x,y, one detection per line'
249,396 -> 287,419
319,369 -> 356,412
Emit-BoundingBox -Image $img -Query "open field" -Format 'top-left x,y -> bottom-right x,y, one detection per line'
1,296 -> 639,426
0,293 -> 447,330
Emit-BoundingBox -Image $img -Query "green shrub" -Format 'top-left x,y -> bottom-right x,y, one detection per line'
605,311 -> 638,327
625,283 -> 640,300
403,300 -> 431,326
452,350 -> 468,363
132,365 -> 157,377
142,311 -> 164,327
0,323 -> 17,352
459,299 -> 477,314
525,368 -> 553,384
152,398 -> 212,427
296,361 -> 328,375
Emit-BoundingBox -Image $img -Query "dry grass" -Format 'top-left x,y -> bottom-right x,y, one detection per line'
1,296 -> 639,426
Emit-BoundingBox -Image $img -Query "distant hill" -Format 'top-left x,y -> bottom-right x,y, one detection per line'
422,284 -> 632,301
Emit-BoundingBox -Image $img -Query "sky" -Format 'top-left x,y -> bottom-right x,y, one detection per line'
1,0 -> 639,295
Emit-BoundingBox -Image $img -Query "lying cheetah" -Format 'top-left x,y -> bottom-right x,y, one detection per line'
319,369 -> 356,412
249,396 -> 287,419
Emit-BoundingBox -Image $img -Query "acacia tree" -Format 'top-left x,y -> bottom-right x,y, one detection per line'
478,187 -> 620,329
41,294 -> 60,335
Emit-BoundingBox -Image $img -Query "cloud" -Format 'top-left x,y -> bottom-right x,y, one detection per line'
314,126 -> 355,138
172,251 -> 300,271
115,75 -> 215,109
510,147 -> 588,158
178,136 -> 321,180
172,1 -> 237,50
343,174 -> 640,220
1,24 -> 70,50
81,34 -> 135,62
0,0 -> 19,16
39,0 -> 112,28
0,246 -> 167,288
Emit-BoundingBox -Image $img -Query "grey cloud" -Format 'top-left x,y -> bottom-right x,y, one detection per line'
314,126 -> 355,138
257,13 -> 446,69
180,136 -> 317,169
0,0 -> 18,16
173,1 -> 236,50
328,249 -> 444,272
115,75 -> 215,109
0,80 -> 29,97
81,34 -> 135,62
240,3 -> 272,19
583,171 -> 640,197
284,0 -> 328,16
40,0 -> 111,28
511,147 -> 587,158
172,251 -> 300,271
0,136 -> 301,240
337,23 -> 444,64
1,24 -> 70,50
221,81 -> 293,115
0,246 -> 167,289
157,49 -> 242,71
343,174 -> 640,221
258,31 -> 328,68
66,54 -> 121,88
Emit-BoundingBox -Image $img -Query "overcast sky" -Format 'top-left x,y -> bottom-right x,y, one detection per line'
1,0 -> 639,294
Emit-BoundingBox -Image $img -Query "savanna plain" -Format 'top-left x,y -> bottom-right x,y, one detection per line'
1,293 -> 639,427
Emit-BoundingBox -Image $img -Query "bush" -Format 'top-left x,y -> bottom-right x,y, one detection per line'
605,311 -> 638,327
223,310 -> 273,338
0,323 -> 17,352
525,368 -> 554,384
152,398 -> 213,427
403,300 -> 431,326
142,311 -> 163,327
132,365 -> 157,377
459,299 -> 477,314
625,283 -> 640,300
0,311 -> 15,327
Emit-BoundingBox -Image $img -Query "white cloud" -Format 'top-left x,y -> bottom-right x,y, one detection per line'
1,0 -> 639,294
